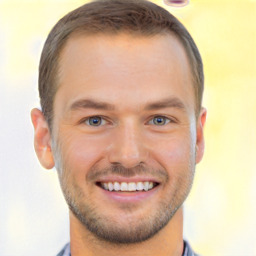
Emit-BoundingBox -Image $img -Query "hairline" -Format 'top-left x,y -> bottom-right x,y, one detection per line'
50,29 -> 200,131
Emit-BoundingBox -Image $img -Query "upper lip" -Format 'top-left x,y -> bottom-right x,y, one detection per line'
96,175 -> 161,184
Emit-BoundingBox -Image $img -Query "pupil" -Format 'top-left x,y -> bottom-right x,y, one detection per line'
154,117 -> 165,125
90,117 -> 101,126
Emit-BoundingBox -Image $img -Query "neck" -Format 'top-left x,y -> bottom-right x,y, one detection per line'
69,207 -> 184,256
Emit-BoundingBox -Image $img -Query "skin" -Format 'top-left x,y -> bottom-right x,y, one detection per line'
31,33 -> 206,256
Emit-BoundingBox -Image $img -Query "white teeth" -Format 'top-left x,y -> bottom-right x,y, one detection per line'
128,182 -> 136,191
101,181 -> 156,192
114,182 -> 120,191
137,182 -> 144,191
120,182 -> 128,191
144,181 -> 149,191
108,182 -> 114,191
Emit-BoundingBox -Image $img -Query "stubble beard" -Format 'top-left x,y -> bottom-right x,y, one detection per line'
53,139 -> 195,245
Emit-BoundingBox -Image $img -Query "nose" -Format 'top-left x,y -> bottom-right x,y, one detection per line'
107,121 -> 148,168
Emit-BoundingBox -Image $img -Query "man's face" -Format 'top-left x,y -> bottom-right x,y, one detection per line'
51,33 -> 204,244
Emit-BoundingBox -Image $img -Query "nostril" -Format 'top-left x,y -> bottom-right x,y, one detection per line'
107,129 -> 149,168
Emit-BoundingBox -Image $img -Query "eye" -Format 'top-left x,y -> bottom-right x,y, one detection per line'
85,116 -> 105,126
149,116 -> 171,126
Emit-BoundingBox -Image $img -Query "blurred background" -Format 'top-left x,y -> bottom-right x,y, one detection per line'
0,0 -> 255,255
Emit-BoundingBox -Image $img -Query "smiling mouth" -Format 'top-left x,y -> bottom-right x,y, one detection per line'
97,181 -> 159,192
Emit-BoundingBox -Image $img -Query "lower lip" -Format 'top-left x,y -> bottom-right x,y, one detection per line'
98,185 -> 160,203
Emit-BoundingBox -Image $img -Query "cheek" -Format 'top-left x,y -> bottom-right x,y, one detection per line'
151,134 -> 196,194
151,132 -> 195,170
57,131 -> 108,174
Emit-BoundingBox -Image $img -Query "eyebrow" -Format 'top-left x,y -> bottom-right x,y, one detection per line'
69,97 -> 186,112
145,97 -> 186,111
69,99 -> 115,111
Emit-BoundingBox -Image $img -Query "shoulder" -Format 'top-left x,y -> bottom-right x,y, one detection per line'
183,240 -> 200,256
56,243 -> 71,256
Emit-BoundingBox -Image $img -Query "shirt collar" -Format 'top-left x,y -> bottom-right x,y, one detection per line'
58,240 -> 198,256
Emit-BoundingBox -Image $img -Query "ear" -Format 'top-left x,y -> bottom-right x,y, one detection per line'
31,108 -> 55,169
195,107 -> 207,164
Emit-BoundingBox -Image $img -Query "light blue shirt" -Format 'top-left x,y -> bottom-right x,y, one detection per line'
57,240 -> 198,256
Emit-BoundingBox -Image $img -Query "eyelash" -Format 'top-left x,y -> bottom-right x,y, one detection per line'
83,116 -> 108,126
81,115 -> 175,127
148,116 -> 172,126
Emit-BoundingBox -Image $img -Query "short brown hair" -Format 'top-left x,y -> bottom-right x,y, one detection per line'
39,0 -> 204,128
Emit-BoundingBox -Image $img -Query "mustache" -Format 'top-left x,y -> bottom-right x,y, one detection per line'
87,164 -> 168,182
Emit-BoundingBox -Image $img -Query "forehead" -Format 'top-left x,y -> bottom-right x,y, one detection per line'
55,33 -> 194,115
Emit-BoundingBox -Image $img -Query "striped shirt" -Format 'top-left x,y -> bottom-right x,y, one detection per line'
56,240 -> 198,256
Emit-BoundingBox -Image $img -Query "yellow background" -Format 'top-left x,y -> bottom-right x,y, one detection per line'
0,0 -> 255,255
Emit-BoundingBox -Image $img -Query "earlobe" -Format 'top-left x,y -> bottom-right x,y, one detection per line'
195,107 -> 207,164
31,108 -> 55,169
